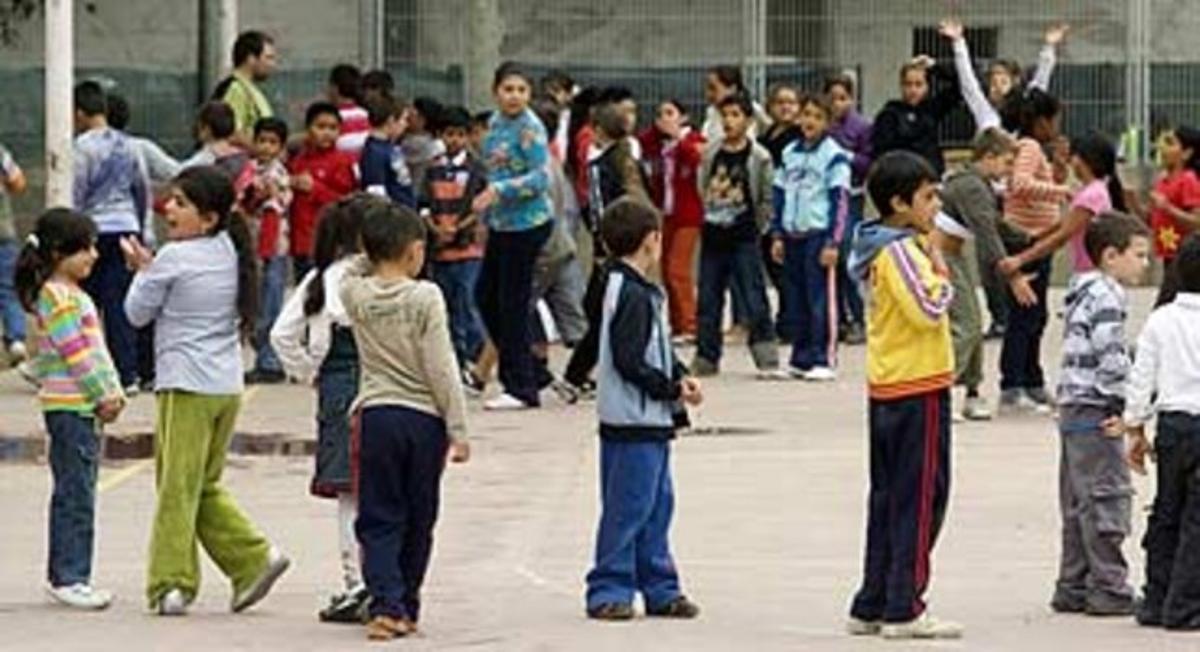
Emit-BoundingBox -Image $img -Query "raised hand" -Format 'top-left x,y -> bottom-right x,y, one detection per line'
938,18 -> 964,41
1044,22 -> 1070,47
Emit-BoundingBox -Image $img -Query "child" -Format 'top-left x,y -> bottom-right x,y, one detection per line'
182,102 -> 253,184
1126,234 -> 1200,629
700,65 -> 771,143
402,97 -> 447,194
361,94 -> 416,207
693,94 -> 781,378
826,74 -> 874,345
14,209 -> 126,610
584,197 -> 702,621
0,141 -> 28,365
272,194 -> 380,623
122,166 -> 290,616
769,93 -> 850,382
338,202 -> 470,640
871,53 -> 960,175
845,151 -> 960,640
242,117 -> 293,385
289,101 -> 359,280
328,63 -> 370,156
1141,126 -> 1200,306
422,106 -> 489,374
361,69 -> 395,106
1051,212 -> 1150,616
469,110 -> 491,156
759,84 -> 804,339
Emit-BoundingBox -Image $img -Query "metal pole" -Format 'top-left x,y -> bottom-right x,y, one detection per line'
218,0 -> 239,80
44,0 -> 73,208
200,0 -> 238,101
359,0 -> 383,69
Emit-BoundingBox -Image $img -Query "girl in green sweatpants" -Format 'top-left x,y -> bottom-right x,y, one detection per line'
123,166 -> 290,615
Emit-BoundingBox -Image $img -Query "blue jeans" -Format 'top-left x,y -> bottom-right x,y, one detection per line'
585,439 -> 681,610
0,240 -> 25,345
1000,256 -> 1051,391
696,238 -> 775,366
783,235 -> 836,370
82,233 -> 139,387
837,197 -> 866,328
433,259 -> 484,366
45,412 -> 100,587
253,256 -> 287,374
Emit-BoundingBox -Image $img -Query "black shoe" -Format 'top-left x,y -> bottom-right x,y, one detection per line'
1135,598 -> 1163,627
843,323 -> 867,346
984,322 -> 1006,341
587,602 -> 635,621
319,586 -> 371,624
245,369 -> 286,385
1085,596 -> 1135,617
1050,595 -> 1086,614
646,596 -> 701,619
569,379 -> 597,401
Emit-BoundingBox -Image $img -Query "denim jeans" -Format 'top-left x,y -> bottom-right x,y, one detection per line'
696,238 -> 775,366
45,412 -> 100,587
783,235 -> 836,371
82,233 -> 139,387
0,240 -> 26,346
433,258 -> 485,367
254,256 -> 287,374
999,256 -> 1051,391
836,196 -> 866,328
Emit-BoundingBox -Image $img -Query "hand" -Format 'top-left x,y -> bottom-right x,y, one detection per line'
291,173 -> 314,193
996,256 -> 1021,278
1127,428 -> 1152,475
471,185 -> 497,214
1009,273 -> 1038,307
1101,416 -> 1125,438
1149,191 -> 1169,210
96,395 -> 126,424
680,376 -> 703,406
449,439 -> 471,464
819,246 -> 839,269
770,238 -> 784,264
938,18 -> 964,41
1044,22 -> 1070,46
119,236 -> 153,272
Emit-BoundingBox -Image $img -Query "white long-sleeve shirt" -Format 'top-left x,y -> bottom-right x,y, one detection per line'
1125,293 -> 1200,427
269,259 -> 351,384
952,37 -> 1056,133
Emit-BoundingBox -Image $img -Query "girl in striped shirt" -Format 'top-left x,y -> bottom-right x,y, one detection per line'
15,208 -> 126,610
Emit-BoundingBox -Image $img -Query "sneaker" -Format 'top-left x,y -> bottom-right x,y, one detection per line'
15,360 -> 38,388
788,366 -> 811,379
231,547 -> 291,613
460,367 -> 485,398
803,367 -> 837,382
7,340 -> 28,363
880,613 -> 964,639
567,379 -> 597,402
46,583 -> 113,610
671,334 -> 696,347
320,586 -> 370,624
1135,598 -> 1163,627
139,378 -> 156,394
123,383 -> 141,398
646,595 -> 700,619
962,395 -> 993,421
550,378 -> 581,405
1085,595 -> 1136,617
690,356 -> 719,378
997,388 -> 1034,415
845,616 -> 882,636
157,588 -> 188,616
244,369 -> 286,385
483,393 -> 534,411
755,368 -> 792,381
843,323 -> 867,346
1050,590 -> 1086,614
1025,387 -> 1054,415
586,602 -> 635,621
366,614 -> 416,640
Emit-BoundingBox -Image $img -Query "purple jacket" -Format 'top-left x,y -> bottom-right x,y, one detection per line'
829,110 -> 873,189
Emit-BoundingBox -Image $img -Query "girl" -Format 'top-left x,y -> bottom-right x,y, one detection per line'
271,194 -> 379,623
758,84 -> 804,339
871,52 -> 960,175
1141,126 -> 1200,306
701,65 -> 771,144
15,208 -> 125,610
122,165 -> 289,616
472,62 -> 555,411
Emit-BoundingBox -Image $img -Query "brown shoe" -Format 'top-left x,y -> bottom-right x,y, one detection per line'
366,615 -> 415,640
587,602 -> 635,621
646,596 -> 701,619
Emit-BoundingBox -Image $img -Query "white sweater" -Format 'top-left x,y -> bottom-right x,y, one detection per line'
1125,293 -> 1200,427
269,259 -> 351,384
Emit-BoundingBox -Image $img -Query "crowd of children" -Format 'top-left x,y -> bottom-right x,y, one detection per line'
6,16 -> 1200,644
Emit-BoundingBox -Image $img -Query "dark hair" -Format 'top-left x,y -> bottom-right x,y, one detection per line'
972,127 -> 1017,160
14,209 -> 98,312
253,116 -> 289,143
304,194 -> 378,317
440,105 -> 472,131
541,70 -> 574,95
566,86 -> 603,178
172,166 -> 260,339
532,97 -> 560,134
867,151 -> 940,218
362,69 -> 395,95
598,85 -> 634,105
707,65 -> 745,93
601,197 -> 661,257
1176,233 -> 1200,293
718,93 -> 754,120
1173,125 -> 1200,176
801,93 -> 834,120
328,63 -> 362,103
74,81 -> 107,117
1001,87 -> 1060,139
593,102 -> 628,140
1071,132 -> 1127,212
412,97 -> 445,132
106,93 -> 131,130
305,101 -> 341,127
232,30 -> 273,67
823,73 -> 856,97
661,98 -> 689,117
471,110 -> 492,128
364,93 -> 402,128
197,101 -> 236,140
360,203 -> 427,264
1084,211 -> 1151,266
492,61 -> 532,90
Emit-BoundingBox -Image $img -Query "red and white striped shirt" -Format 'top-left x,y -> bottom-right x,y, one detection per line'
337,102 -> 371,157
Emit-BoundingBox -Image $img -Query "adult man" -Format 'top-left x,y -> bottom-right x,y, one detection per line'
213,30 -> 278,146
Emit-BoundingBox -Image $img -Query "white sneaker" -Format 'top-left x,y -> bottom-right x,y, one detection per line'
804,367 -> 837,382
123,383 -> 141,398
880,613 -> 964,640
232,546 -> 291,613
7,340 -> 28,363
755,368 -> 793,381
46,583 -> 113,610
962,396 -> 992,421
484,393 -> 533,411
15,360 -> 38,388
157,588 -> 188,616
845,616 -> 881,636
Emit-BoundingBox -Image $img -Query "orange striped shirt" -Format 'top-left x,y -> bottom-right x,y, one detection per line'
1004,137 -> 1069,236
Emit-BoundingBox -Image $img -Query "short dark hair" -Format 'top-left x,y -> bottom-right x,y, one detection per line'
362,69 -> 395,95
718,92 -> 754,120
598,85 -> 634,105
254,116 -> 289,143
601,197 -> 661,258
592,102 -> 627,139
360,202 -> 427,264
1176,233 -> 1200,293
364,94 -> 403,128
1084,211 -> 1151,266
74,80 -> 107,117
867,151 -> 939,218
1002,87 -> 1061,137
707,65 -> 744,92
471,110 -> 492,128
197,101 -> 236,139
440,105 -> 472,132
971,127 -> 1017,160
328,63 -> 362,102
305,101 -> 341,127
106,93 -> 131,130
232,30 -> 273,67
412,97 -> 445,132
823,73 -> 856,97
801,93 -> 834,120
492,61 -> 532,90
541,69 -> 574,94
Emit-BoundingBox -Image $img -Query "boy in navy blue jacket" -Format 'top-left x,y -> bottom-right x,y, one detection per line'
360,94 -> 415,207
585,197 -> 703,621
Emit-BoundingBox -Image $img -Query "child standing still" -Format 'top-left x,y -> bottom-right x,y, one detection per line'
769,93 -> 850,382
15,209 -> 126,609
1051,213 -> 1150,616
0,142 -> 28,365
289,102 -> 359,280
846,151 -> 960,640
1142,127 -> 1200,306
584,198 -> 702,621
361,94 -> 416,208
122,166 -> 290,616
339,203 -> 470,640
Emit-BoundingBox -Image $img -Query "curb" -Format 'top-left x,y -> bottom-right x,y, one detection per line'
0,431 -> 316,462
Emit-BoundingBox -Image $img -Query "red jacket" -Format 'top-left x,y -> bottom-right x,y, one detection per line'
286,144 -> 357,257
638,126 -> 705,228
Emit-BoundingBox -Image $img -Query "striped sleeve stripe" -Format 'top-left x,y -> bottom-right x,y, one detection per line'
887,242 -> 953,320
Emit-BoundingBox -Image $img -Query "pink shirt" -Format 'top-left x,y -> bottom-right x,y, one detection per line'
1068,179 -> 1112,273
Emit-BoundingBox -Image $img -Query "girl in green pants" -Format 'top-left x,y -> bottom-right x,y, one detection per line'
123,166 -> 290,615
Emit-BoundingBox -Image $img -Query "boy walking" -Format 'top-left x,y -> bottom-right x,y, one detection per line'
585,197 -> 702,621
339,202 -> 470,640
1127,234 -> 1200,630
1052,212 -> 1150,616
846,151 -> 960,640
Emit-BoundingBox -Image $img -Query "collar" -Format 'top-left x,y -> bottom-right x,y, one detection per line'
1175,293 -> 1200,309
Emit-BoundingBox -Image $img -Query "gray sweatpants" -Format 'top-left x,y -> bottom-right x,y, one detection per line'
946,249 -> 983,391
1055,404 -> 1135,609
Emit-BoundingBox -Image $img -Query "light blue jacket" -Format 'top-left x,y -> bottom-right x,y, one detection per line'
481,108 -> 552,232
771,135 -> 850,241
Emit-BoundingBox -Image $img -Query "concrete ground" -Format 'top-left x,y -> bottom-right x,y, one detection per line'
1,288 -> 1198,651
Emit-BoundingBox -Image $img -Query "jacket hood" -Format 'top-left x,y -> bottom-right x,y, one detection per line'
848,220 -> 912,281
1063,270 -> 1118,319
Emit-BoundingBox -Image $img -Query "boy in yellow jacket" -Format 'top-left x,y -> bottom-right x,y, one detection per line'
844,151 -> 960,640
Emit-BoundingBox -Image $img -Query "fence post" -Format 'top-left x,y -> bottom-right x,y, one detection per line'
359,0 -> 384,70
465,0 -> 503,111
44,0 -> 73,208
199,0 -> 238,102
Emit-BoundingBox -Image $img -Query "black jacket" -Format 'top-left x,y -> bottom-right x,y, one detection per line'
871,63 -> 961,175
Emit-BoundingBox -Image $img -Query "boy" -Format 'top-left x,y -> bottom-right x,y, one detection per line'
242,117 -> 293,384
1052,212 -> 1150,617
289,101 -> 358,279
0,141 -> 27,366
693,94 -> 781,378
1127,234 -> 1200,629
845,151 -> 960,640
769,93 -> 850,382
584,197 -> 702,621
361,94 -> 415,207
339,202 -> 470,640
421,106 -> 488,375
328,63 -> 370,156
